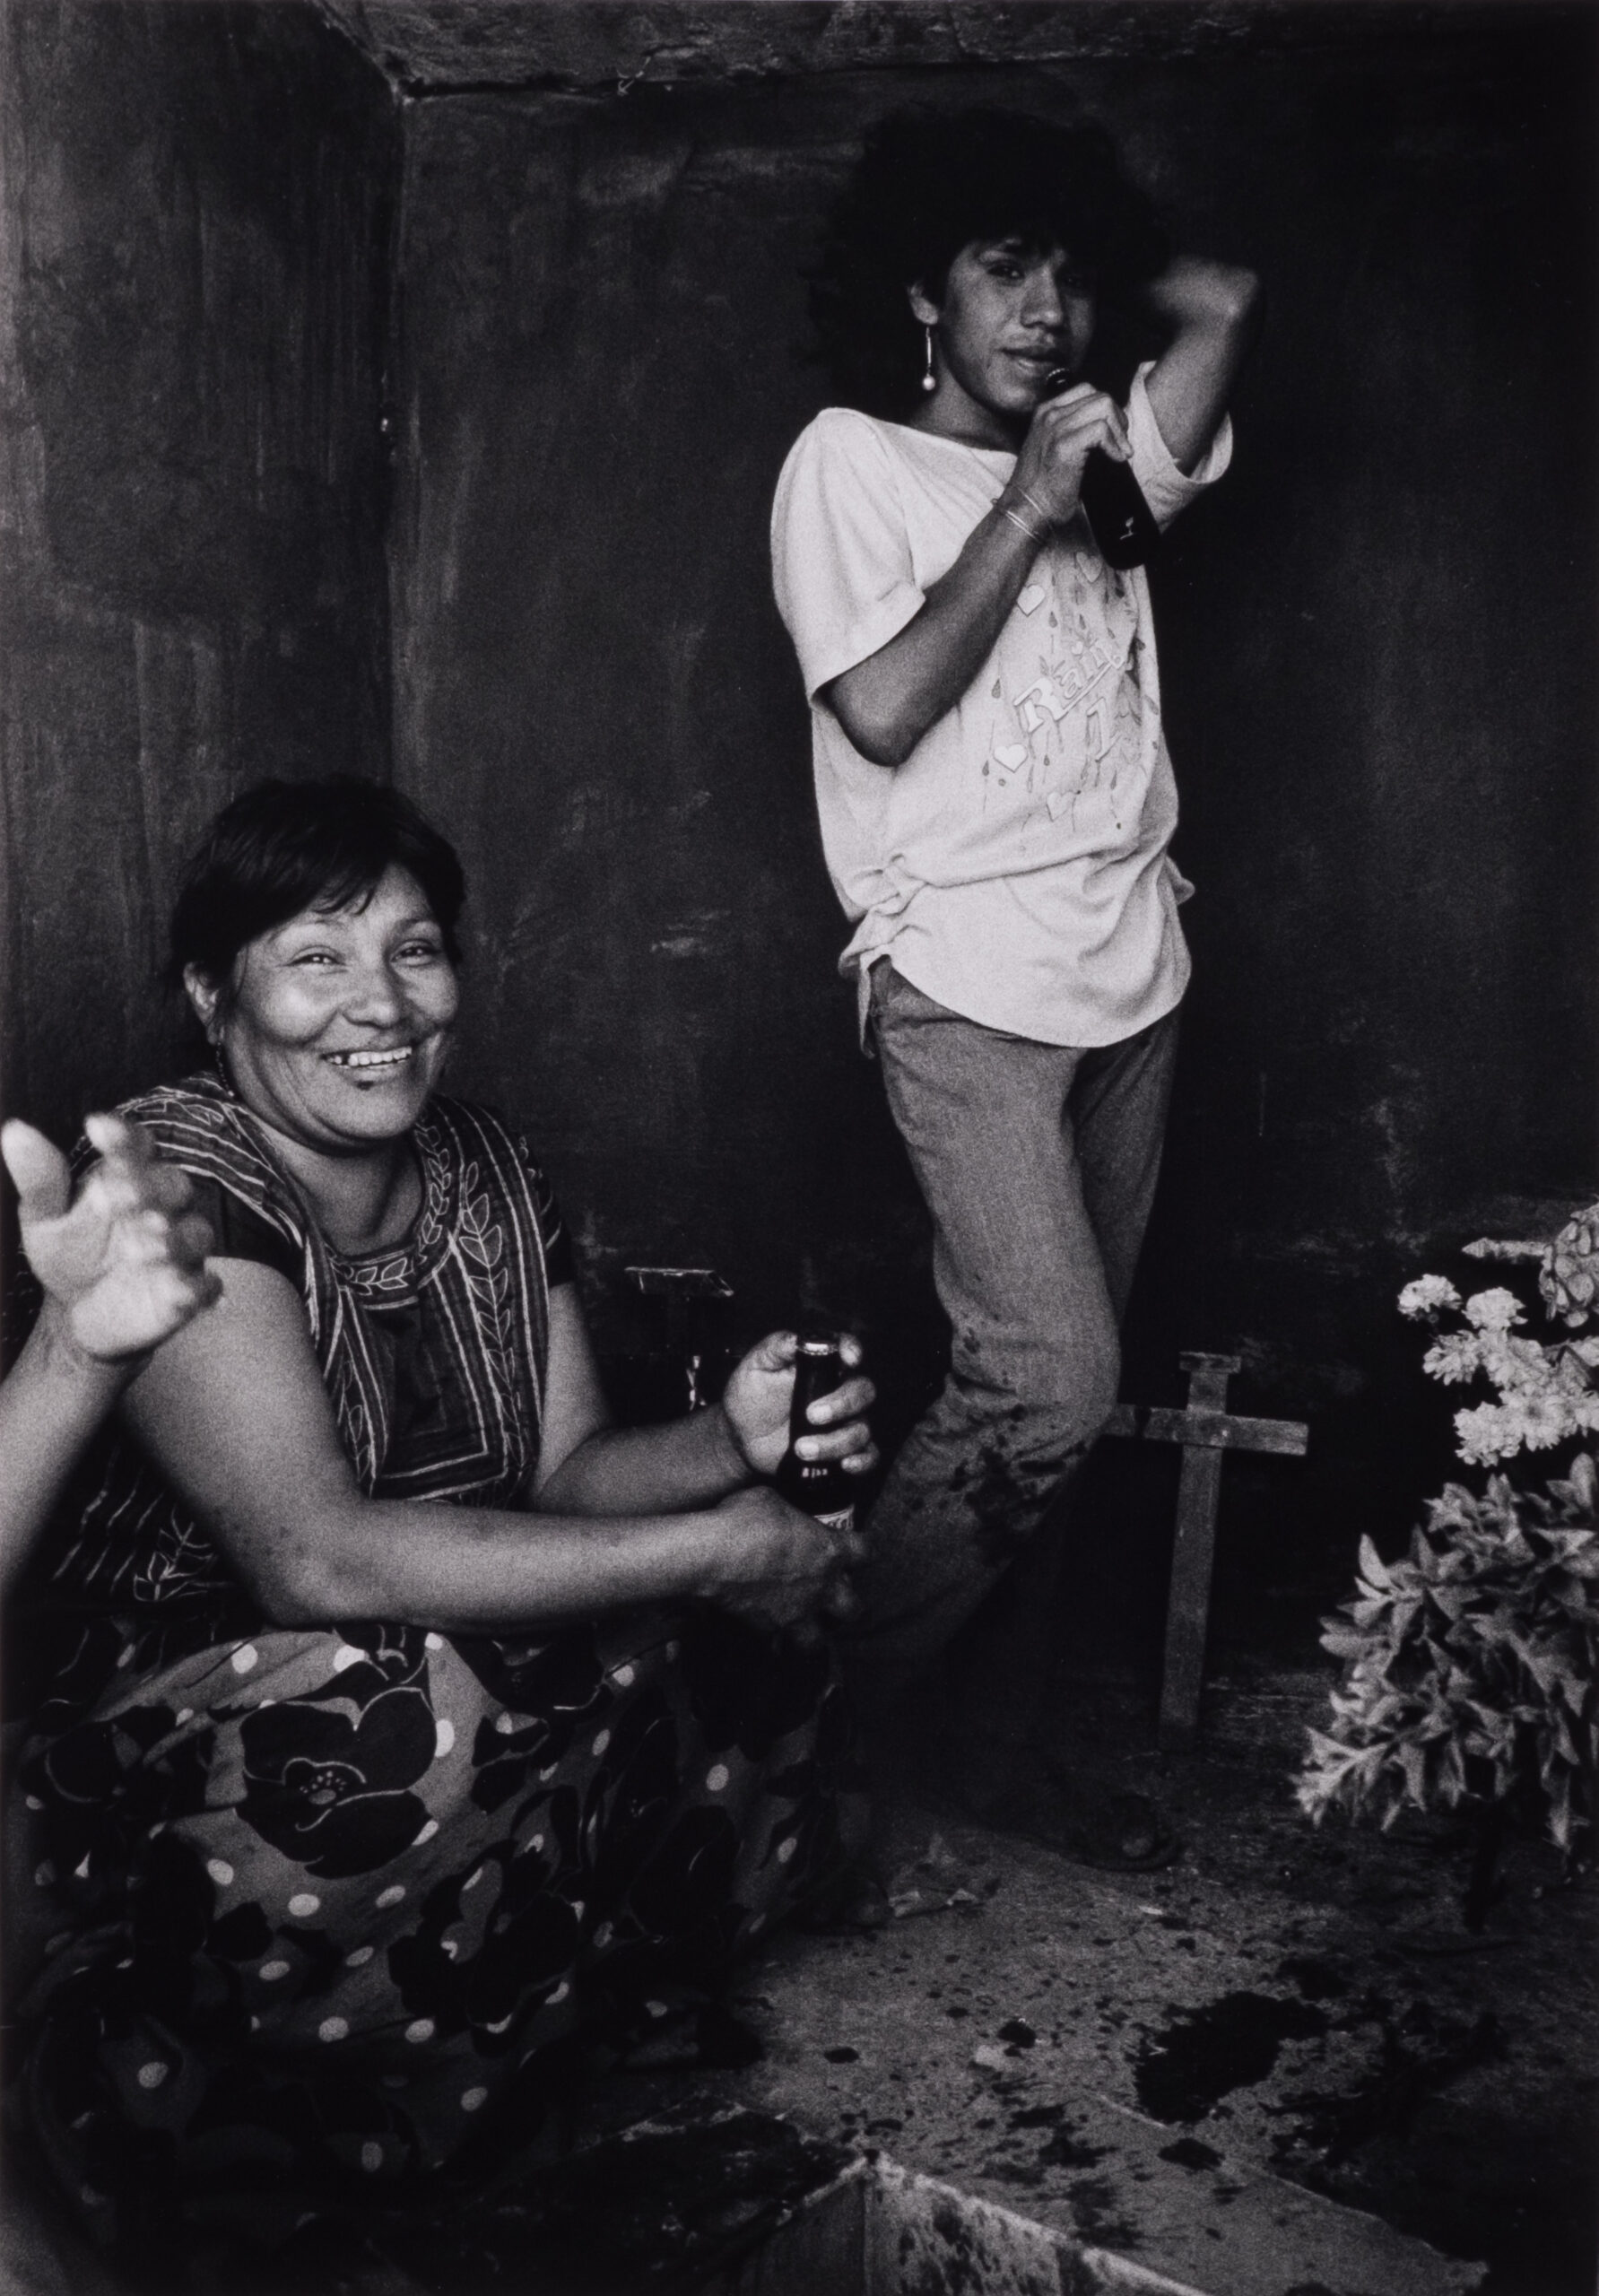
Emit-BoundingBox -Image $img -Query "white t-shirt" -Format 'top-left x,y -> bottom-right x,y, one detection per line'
770,365 -> 1231,1047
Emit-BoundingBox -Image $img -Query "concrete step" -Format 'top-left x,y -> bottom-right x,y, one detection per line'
716,2106 -> 1482,2296
708,1805 -> 1491,2296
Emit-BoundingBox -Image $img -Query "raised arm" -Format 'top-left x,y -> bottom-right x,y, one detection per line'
822,384 -> 1132,770
0,1117 -> 219,1596
1138,254 -> 1262,474
118,1261 -> 861,1637
820,257 -> 1258,770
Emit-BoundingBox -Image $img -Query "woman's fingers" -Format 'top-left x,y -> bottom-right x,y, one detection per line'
1042,378 -> 1095,407
742,1327 -> 800,1374
84,1116 -> 198,1222
68,1121 -> 204,1258
801,1371 -> 874,1425
81,1114 -> 156,1219
794,1431 -> 880,1473
1012,389 -> 1133,526
168,1210 -> 219,1272
1043,392 -> 1131,460
795,1422 -> 876,1463
166,1264 -> 223,1318
68,1265 -> 217,1360
1,1120 -> 71,1223
7,1108 -> 220,1355
795,1371 -> 877,1471
83,1110 -> 145,1169
1028,389 -> 1130,475
750,1330 -> 871,1378
709,1485 -> 867,1637
142,1160 -> 203,1216
721,1331 -> 875,1480
106,1206 -> 217,1282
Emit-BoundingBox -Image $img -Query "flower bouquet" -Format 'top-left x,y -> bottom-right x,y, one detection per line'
1297,1206 -> 1599,1928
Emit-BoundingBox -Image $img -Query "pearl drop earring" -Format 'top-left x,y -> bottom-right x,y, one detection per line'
921,324 -> 937,394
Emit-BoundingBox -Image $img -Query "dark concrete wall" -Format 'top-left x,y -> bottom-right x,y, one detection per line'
390,14 -> 1596,1591
0,0 -> 399,1150
3,3 -> 1592,1635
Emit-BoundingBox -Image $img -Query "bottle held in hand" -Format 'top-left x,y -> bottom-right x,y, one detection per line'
1079,452 -> 1161,570
1046,368 -> 1160,570
777,1326 -> 856,1537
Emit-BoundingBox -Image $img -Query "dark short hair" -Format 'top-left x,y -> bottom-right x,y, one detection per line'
806,108 -> 1169,418
169,776 -> 466,991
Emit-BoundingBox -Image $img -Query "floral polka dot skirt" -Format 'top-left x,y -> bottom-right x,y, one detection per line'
8,1608 -> 852,2256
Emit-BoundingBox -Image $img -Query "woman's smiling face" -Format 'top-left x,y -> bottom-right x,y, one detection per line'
191,865 -> 458,1154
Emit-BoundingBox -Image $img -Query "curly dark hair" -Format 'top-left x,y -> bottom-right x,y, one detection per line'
806,108 -> 1169,419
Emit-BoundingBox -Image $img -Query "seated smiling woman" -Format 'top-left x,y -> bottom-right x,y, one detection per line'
6,777 -> 873,2271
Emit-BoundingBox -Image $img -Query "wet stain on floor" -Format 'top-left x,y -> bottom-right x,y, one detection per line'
585,1666 -> 1596,2293
1134,1991 -> 1330,2123
1062,2171 -> 1140,2248
1037,2118 -> 1108,2170
1275,1955 -> 1351,2001
1159,2135 -> 1224,2170
1272,1997 -> 1504,2167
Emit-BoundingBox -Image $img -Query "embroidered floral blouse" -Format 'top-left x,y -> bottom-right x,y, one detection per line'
39,1075 -> 571,1621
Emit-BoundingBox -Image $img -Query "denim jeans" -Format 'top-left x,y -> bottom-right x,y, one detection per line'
847,961 -> 1180,1728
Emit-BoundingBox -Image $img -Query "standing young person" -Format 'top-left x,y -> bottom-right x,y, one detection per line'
771,108 -> 1259,1866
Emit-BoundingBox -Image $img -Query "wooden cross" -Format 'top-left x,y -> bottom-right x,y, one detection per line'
1103,1352 -> 1308,1752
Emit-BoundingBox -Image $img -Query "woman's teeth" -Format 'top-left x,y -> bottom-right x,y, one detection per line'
326,1046 -> 415,1070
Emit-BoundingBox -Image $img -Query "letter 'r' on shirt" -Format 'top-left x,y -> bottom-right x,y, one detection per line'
769,365 -> 1232,1049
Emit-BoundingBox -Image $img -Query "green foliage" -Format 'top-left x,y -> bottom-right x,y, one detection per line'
1297,1457 -> 1599,1850
1301,1202 -> 1599,1857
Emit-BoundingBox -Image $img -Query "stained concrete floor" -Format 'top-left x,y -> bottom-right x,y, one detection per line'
594,1664 -> 1598,2296
4,1663 -> 1593,2296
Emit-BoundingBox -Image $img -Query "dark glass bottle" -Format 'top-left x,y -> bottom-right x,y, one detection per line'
1044,366 -> 1160,570
1079,450 -> 1161,570
776,1326 -> 856,1535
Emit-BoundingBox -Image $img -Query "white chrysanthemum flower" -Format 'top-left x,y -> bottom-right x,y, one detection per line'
1422,1332 -> 1483,1386
1399,1274 -> 1462,1321
1516,1393 -> 1577,1450
1487,1335 -> 1559,1396
1464,1288 -> 1525,1333
1454,1402 -> 1518,1466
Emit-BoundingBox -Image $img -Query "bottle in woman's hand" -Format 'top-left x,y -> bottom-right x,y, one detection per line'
776,1325 -> 858,1537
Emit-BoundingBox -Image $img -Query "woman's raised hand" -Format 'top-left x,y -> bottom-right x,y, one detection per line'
719,1328 -> 878,1481
3,1114 -> 221,1361
707,1483 -> 865,1641
1007,380 -> 1132,531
